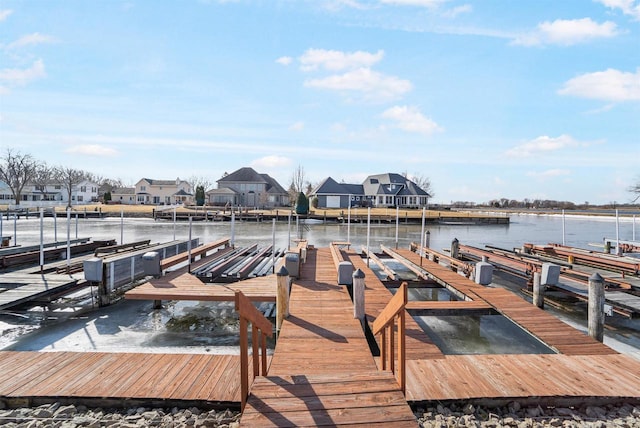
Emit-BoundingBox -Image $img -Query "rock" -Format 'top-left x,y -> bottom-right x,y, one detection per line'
54,405 -> 77,418
31,408 -> 53,419
555,407 -> 575,417
549,418 -> 563,427
508,401 -> 521,413
463,404 -> 475,415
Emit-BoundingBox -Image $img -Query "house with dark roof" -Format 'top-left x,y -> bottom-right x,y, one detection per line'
133,178 -> 193,205
207,167 -> 289,208
311,173 -> 430,209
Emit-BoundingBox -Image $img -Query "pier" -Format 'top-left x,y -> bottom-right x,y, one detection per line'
0,241 -> 639,425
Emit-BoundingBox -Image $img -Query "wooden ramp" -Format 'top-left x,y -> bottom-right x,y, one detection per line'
0,351 -> 252,404
0,272 -> 82,310
240,248 -> 417,427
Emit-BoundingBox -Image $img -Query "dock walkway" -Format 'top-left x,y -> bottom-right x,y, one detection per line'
240,247 -> 418,427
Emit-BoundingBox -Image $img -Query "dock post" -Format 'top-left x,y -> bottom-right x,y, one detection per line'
353,269 -> 365,323
532,271 -> 544,308
451,238 -> 459,259
276,266 -> 290,334
588,273 -> 605,342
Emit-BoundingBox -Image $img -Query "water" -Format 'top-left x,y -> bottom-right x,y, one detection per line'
2,212 -> 639,356
413,314 -> 556,355
4,212 -> 637,253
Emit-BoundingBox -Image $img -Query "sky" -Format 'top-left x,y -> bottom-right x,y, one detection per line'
0,0 -> 638,205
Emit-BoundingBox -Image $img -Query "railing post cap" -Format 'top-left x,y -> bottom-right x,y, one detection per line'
277,266 -> 289,277
452,238 -> 459,243
589,272 -> 604,282
353,268 -> 365,279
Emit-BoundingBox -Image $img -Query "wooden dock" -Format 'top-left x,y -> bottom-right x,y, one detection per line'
1,243 -> 640,425
0,352 -> 250,405
240,247 -> 418,427
0,272 -> 83,310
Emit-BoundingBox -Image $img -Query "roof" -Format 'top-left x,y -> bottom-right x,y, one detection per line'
139,178 -> 188,186
173,189 -> 193,196
218,167 -> 267,184
207,188 -> 238,195
112,187 -> 135,195
312,177 -> 363,195
260,174 -> 287,194
362,173 -> 430,197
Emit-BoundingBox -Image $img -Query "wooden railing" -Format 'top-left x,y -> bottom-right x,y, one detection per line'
235,290 -> 273,410
160,238 -> 230,271
329,241 -> 349,270
372,282 -> 408,394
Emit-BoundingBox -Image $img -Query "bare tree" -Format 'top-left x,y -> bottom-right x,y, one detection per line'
0,149 -> 39,205
288,165 -> 308,203
32,162 -> 55,202
188,175 -> 213,193
630,178 -> 640,203
403,171 -> 434,197
54,166 -> 88,208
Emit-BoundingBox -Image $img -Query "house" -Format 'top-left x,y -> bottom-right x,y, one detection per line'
311,173 -> 431,209
111,187 -> 136,205
134,178 -> 193,205
207,167 -> 289,208
0,180 -> 99,206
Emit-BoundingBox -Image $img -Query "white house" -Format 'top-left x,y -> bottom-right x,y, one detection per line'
0,180 -> 99,206
134,178 -> 193,205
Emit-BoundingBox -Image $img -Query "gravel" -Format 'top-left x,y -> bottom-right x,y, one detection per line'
0,403 -> 240,428
1,401 -> 640,427
415,401 -> 640,428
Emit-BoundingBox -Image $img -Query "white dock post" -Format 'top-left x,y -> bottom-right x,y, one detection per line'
39,208 -> 44,273
276,266 -> 290,334
588,273 -> 605,342
395,206 -> 399,249
366,207 -> 371,267
66,208 -> 71,269
353,269 -> 365,323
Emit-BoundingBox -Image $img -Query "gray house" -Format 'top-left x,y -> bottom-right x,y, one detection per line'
207,167 -> 289,208
311,173 -> 430,209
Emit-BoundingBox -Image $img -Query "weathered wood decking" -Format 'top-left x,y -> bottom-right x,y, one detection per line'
240,247 -> 418,427
1,243 -> 640,425
0,352 -> 251,404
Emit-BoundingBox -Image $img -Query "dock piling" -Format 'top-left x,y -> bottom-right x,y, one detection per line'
588,273 -> 605,342
533,271 -> 544,308
353,268 -> 365,322
276,266 -> 290,334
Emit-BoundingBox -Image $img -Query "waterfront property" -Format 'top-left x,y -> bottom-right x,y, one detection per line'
132,177 -> 194,205
311,172 -> 430,209
207,167 -> 289,208
0,179 -> 100,207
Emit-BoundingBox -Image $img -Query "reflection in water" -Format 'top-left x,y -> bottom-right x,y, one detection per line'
414,315 -> 556,355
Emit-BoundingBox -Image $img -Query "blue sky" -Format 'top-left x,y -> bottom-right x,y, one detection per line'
1,0 -> 638,205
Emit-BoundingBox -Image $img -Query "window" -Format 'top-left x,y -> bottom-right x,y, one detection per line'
140,186 -> 146,191
77,196 -> 83,202
55,185 -> 61,190
80,186 -> 87,192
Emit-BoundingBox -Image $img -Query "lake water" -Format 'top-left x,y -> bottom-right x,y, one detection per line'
4,212 -> 639,252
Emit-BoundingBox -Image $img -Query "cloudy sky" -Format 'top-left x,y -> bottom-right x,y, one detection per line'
1,0 -> 638,204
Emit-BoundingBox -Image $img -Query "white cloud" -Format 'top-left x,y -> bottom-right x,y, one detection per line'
506,135 -> 591,158
304,68 -> 412,102
7,32 -> 57,49
596,0 -> 640,21
251,155 -> 292,169
512,18 -> 618,46
0,9 -> 12,21
381,105 -> 442,135
379,0 -> 447,7
276,56 -> 293,66
526,169 -> 571,179
299,48 -> 384,72
289,121 -> 304,131
322,0 -> 371,11
442,4 -> 472,18
0,59 -> 46,88
65,144 -> 118,157
558,68 -> 640,102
